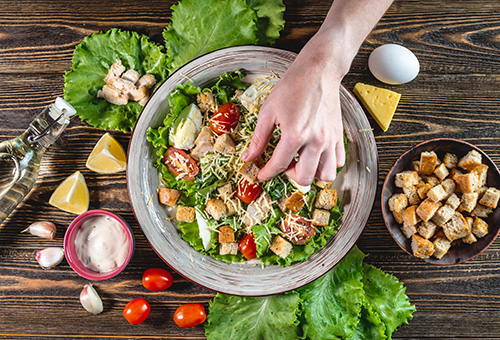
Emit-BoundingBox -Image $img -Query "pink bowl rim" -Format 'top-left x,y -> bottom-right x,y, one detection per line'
64,209 -> 135,281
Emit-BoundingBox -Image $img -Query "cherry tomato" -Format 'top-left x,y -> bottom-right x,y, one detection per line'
281,214 -> 315,244
173,303 -> 207,328
209,102 -> 240,135
239,234 -> 257,260
123,298 -> 150,325
142,268 -> 174,291
162,146 -> 199,180
236,178 -> 263,204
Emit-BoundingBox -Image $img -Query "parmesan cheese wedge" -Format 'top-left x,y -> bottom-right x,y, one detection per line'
353,83 -> 401,132
195,209 -> 212,251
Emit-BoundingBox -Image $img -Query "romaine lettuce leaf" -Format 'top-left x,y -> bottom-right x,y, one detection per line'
298,246 -> 366,340
245,0 -> 286,45
348,301 -> 387,340
64,28 -> 168,132
205,292 -> 300,340
163,0 -> 258,72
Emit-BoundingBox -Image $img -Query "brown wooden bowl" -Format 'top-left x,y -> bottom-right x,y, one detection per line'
382,138 -> 500,265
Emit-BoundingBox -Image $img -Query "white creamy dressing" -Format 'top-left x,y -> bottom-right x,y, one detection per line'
75,215 -> 129,273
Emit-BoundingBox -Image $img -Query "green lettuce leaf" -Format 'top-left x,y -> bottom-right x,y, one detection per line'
163,0 -> 258,72
246,0 -> 286,45
205,292 -> 300,340
298,246 -> 366,340
64,28 -> 168,132
360,263 -> 416,340
348,300 -> 387,340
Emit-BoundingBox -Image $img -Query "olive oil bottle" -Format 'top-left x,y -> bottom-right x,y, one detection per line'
0,98 -> 76,225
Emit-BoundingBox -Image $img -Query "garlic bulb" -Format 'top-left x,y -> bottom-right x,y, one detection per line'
36,247 -> 64,269
80,283 -> 103,315
21,221 -> 57,240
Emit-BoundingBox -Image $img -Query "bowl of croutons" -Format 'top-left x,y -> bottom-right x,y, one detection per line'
382,138 -> 500,264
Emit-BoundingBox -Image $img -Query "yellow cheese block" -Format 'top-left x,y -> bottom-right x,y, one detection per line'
353,83 -> 401,132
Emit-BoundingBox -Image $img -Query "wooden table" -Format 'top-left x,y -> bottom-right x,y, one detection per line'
1,0 -> 499,338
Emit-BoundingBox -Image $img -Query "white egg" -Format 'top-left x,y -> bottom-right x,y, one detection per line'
368,44 -> 420,85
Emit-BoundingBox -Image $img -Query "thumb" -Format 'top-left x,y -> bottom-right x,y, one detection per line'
241,112 -> 275,161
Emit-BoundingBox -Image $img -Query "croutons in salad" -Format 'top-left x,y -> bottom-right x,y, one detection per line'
147,70 -> 344,266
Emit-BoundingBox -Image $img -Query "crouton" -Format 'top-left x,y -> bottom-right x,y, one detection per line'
462,217 -> 478,244
434,163 -> 449,181
459,192 -> 479,213
443,153 -> 458,169
388,193 -> 409,212
176,206 -> 195,223
312,209 -> 330,226
471,164 -> 488,187
395,171 -> 419,188
477,186 -> 489,199
220,242 -> 238,255
270,235 -> 292,258
217,183 -> 233,201
315,189 -> 338,210
277,196 -> 287,212
194,126 -> 213,145
419,151 -> 438,175
205,199 -> 228,221
197,91 -> 216,113
225,198 -> 241,216
239,158 -> 264,183
432,204 -> 456,227
472,217 -> 489,238
401,224 -> 418,238
455,172 -> 480,193
159,188 -> 181,206
403,186 -> 421,205
417,181 -> 432,199
423,176 -> 440,187
433,236 -> 451,259
411,234 -> 435,259
478,187 -> 500,209
190,141 -> 214,160
441,178 -> 456,197
393,210 -> 404,224
218,225 -> 235,243
214,133 -> 236,155
427,184 -> 448,203
411,160 -> 421,172
314,179 -> 333,189
471,204 -> 492,218
242,193 -> 272,227
442,211 -> 470,241
285,191 -> 306,213
403,205 -> 421,227
416,198 -> 441,222
418,221 -> 438,239
458,150 -> 482,171
450,168 -> 463,182
445,193 -> 461,210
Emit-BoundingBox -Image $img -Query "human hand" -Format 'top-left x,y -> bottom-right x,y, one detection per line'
241,34 -> 348,186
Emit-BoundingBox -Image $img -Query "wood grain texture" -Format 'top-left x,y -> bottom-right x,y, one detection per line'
1,0 -> 500,338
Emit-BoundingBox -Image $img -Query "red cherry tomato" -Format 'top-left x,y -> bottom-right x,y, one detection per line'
162,147 -> 199,180
123,298 -> 150,325
239,234 -> 257,260
142,268 -> 174,291
209,102 -> 240,135
173,303 -> 207,328
281,214 -> 315,244
236,178 -> 263,204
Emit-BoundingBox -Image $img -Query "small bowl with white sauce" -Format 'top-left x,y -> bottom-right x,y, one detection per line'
64,209 -> 135,280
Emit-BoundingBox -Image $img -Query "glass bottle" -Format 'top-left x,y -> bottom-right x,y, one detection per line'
0,97 -> 76,225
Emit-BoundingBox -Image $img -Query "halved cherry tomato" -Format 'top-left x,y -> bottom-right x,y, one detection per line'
236,178 -> 263,204
123,298 -> 150,325
281,214 -> 315,244
209,102 -> 240,135
239,234 -> 257,260
173,303 -> 207,328
142,268 -> 174,291
162,146 -> 199,180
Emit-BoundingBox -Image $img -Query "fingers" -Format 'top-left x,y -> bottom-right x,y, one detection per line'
257,135 -> 300,182
241,107 -> 275,162
285,144 -> 322,186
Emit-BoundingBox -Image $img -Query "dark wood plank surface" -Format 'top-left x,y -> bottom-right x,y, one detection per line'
1,0 -> 500,338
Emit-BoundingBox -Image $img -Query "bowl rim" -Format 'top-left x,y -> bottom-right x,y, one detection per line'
126,45 -> 379,296
64,209 -> 135,280
381,137 -> 500,265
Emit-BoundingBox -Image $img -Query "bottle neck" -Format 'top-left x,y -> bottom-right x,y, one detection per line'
26,105 -> 71,150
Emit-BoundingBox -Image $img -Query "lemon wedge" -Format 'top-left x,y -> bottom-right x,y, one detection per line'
86,133 -> 127,174
49,171 -> 89,214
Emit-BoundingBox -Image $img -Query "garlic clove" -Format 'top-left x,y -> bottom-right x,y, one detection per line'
21,221 -> 57,240
36,247 -> 64,269
80,283 -> 103,315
